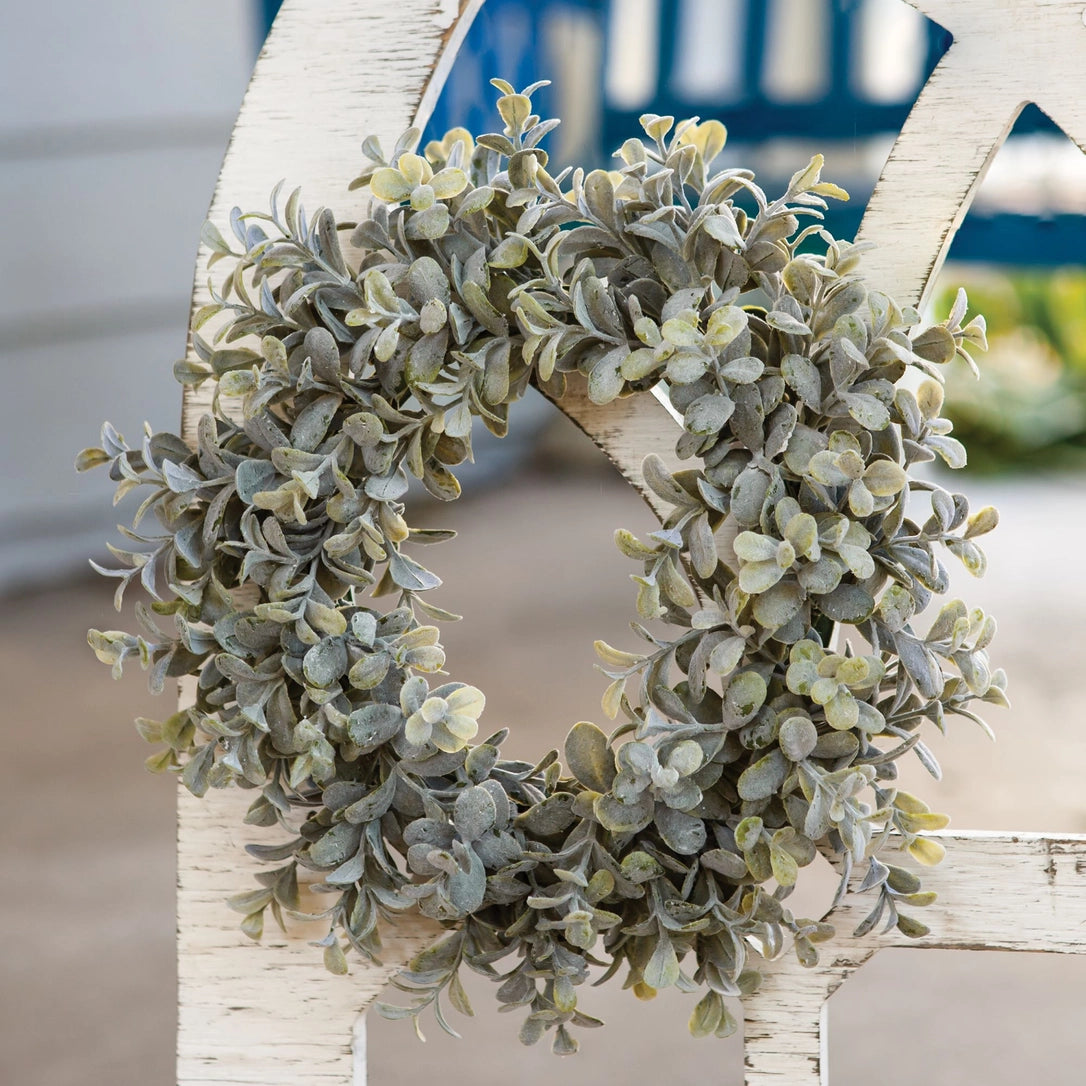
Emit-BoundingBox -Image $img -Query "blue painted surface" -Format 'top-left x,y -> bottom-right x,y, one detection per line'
257,0 -> 1082,267
259,0 -> 282,45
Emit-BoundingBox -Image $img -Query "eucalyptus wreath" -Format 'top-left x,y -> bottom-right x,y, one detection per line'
82,81 -> 1005,1052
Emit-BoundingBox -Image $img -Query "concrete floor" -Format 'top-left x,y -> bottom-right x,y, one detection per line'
3,420 -> 1085,1085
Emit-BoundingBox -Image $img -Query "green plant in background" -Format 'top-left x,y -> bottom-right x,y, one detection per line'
936,269 -> 1086,473
80,81 -> 1004,1053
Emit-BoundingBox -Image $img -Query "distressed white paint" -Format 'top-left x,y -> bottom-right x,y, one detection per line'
178,786 -> 443,1085
857,0 -> 1086,308
351,1016 -> 368,1086
178,4 -> 472,1082
744,832 -> 1086,1082
176,1 -> 1086,1083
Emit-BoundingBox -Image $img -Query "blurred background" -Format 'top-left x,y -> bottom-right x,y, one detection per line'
3,1 -> 1085,1083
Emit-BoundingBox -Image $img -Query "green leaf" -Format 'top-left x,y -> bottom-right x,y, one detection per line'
684,393 -> 734,435
965,506 -> 998,539
181,742 -> 215,797
587,347 -> 626,405
715,1003 -> 739,1038
488,234 -> 530,269
309,822 -> 362,868
406,331 -> 448,385
896,914 -> 931,939
818,584 -> 874,623
751,579 -> 803,631
703,212 -> 743,248
592,791 -> 653,833
460,280 -> 507,337
456,185 -> 496,217
564,721 -> 616,792
767,311 -> 812,336
306,601 -> 347,638
200,218 -> 234,255
642,454 -> 696,507
75,447 -> 111,472
779,716 -> 817,761
770,845 -> 799,887
730,465 -> 771,526
654,807 -> 706,855
405,203 -> 451,241
343,773 -> 397,824
908,837 -> 946,866
810,180 -> 849,201
926,434 -> 968,470
552,1025 -> 579,1056
783,260 -> 819,305
348,702 -> 402,749
724,671 -> 768,724
375,1001 -> 422,1022
877,583 -> 915,632
812,731 -> 859,759
620,850 -> 663,884
303,638 -> 348,688
601,677 -> 625,719
447,971 -> 474,1017
642,937 -> 680,991
700,848 -> 748,880
737,749 -> 788,801
388,551 -> 443,592
689,991 -> 723,1037
453,786 -> 497,841
734,816 -> 763,852
844,393 -> 891,431
172,359 -> 212,387
911,325 -> 955,365
787,154 -> 824,195
688,513 -> 717,578
446,844 -> 487,913
708,636 -> 745,677
781,353 -> 822,406
719,356 -> 764,383
323,939 -> 350,975
240,911 -> 265,941
347,653 -> 390,691
517,794 -> 577,836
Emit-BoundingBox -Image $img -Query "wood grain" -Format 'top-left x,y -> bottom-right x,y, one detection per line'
178,786 -> 443,1085
857,0 -> 1086,308
178,3 -> 476,1082
744,831 -> 1086,1083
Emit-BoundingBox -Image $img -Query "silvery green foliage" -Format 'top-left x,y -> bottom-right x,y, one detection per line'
81,81 -> 1005,1053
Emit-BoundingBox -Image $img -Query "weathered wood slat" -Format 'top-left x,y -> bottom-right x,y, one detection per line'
178,3 -> 478,1082
857,0 -> 1086,308
745,831 -> 1086,1083
546,378 -> 683,520
178,786 -> 442,1085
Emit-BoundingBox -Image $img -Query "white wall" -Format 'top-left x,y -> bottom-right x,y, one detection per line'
0,2 -> 258,592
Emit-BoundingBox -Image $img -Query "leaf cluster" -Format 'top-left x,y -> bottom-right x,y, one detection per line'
81,80 -> 1004,1053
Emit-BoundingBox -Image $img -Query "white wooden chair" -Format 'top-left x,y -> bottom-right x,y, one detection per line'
177,2 -> 1086,1081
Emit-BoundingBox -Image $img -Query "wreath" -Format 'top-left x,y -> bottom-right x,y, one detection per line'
81,80 -> 1004,1053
